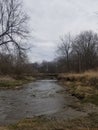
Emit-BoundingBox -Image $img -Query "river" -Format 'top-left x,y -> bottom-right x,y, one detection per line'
0,80 -> 86,125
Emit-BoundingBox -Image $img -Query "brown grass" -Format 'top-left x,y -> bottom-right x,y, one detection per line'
58,71 -> 98,102
0,76 -> 35,89
4,113 -> 98,130
59,70 -> 98,79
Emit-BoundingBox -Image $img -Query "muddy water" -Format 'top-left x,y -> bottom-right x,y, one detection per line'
0,80 -> 85,125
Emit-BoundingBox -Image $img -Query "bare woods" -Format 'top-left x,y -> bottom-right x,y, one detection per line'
34,31 -> 98,74
57,31 -> 98,73
0,0 -> 33,76
0,0 -> 98,76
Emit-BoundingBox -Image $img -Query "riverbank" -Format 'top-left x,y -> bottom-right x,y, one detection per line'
0,76 -> 35,89
9,113 -> 98,129
0,112 -> 98,130
55,71 -> 98,129
58,71 -> 98,105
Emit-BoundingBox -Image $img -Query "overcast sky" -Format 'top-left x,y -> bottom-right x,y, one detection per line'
23,0 -> 98,63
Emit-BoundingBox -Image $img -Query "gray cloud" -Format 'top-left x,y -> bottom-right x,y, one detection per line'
23,0 -> 98,62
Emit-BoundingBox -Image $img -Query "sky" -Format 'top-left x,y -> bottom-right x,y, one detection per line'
23,0 -> 98,63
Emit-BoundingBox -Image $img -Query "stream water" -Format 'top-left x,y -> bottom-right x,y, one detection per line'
0,80 -> 86,125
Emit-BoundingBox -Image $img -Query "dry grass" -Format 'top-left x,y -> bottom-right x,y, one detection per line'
58,71 -> 98,103
0,76 -> 15,82
3,113 -> 98,130
0,76 -> 35,89
59,70 -> 98,80
0,127 -> 8,130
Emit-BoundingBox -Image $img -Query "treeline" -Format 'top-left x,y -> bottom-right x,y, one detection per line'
0,0 -> 98,75
32,61 -> 58,74
57,31 -> 98,73
0,52 -> 34,77
35,31 -> 98,74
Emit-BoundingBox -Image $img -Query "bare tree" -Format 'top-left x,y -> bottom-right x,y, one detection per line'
56,31 -> 98,73
0,0 -> 29,52
0,53 -> 14,74
58,33 -> 72,72
72,31 -> 98,72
